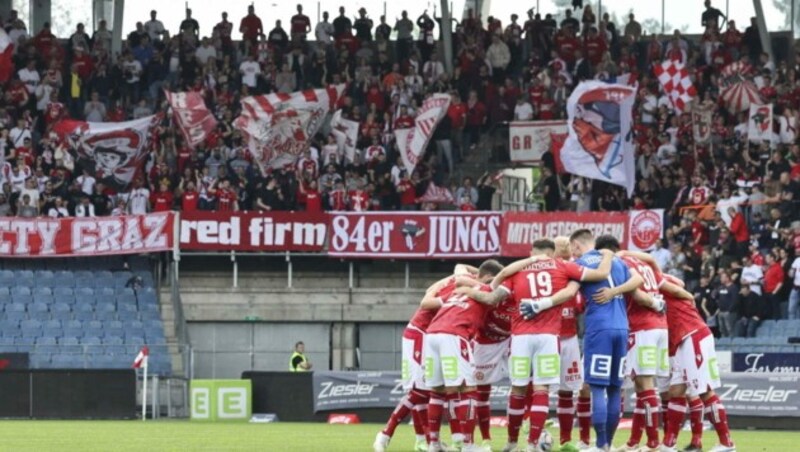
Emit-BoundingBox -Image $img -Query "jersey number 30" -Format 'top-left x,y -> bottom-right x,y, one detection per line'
526,272 -> 553,298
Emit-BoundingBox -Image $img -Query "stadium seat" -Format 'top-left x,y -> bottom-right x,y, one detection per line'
140,311 -> 161,321
53,287 -> 74,298
36,336 -> 57,346
32,287 -> 52,296
73,311 -> 94,322
16,276 -> 34,287
95,311 -> 118,321
96,287 -> 115,298
102,336 -> 124,345
105,345 -> 127,356
81,336 -> 102,346
96,302 -> 116,313
96,270 -> 113,279
34,270 -> 55,279
5,311 -> 27,322
52,302 -> 72,313
36,295 -> 55,305
115,287 -> 134,296
29,301 -> 49,313
17,270 -> 34,278
74,271 -> 93,279
6,302 -> 25,312
11,295 -> 33,305
29,354 -> 51,368
11,286 -> 31,296
75,287 -> 94,298
60,336 -> 80,346
52,355 -> 77,368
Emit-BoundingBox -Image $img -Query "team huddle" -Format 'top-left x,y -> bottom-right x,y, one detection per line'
373,230 -> 736,452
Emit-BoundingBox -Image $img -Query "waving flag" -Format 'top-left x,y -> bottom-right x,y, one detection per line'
397,94 -> 451,174
0,28 -> 13,83
654,60 -> 697,113
330,109 -> 359,163
52,116 -> 160,189
561,81 -> 636,196
234,85 -> 346,171
417,182 -> 455,204
132,346 -> 149,369
165,91 -> 218,148
747,103 -> 773,144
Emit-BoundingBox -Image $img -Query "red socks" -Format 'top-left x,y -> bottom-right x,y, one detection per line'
704,394 -> 734,447
427,392 -> 446,443
688,397 -> 704,448
577,396 -> 591,444
628,396 -> 645,447
557,392 -> 575,445
456,390 -> 479,445
640,389 -> 660,448
663,397 -> 687,447
507,393 -> 527,443
476,385 -> 492,441
527,390 -> 549,445
382,393 -> 413,436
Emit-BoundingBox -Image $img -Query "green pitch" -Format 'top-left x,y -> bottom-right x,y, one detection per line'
0,420 -> 797,451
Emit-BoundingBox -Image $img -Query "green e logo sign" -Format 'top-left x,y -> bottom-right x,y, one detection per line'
190,380 -> 252,421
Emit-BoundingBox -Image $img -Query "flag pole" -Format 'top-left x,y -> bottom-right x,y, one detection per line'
142,356 -> 148,421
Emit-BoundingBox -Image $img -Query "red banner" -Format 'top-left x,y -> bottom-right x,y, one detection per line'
0,213 -> 174,257
328,212 -> 502,258
179,211 -> 328,251
500,212 -> 629,257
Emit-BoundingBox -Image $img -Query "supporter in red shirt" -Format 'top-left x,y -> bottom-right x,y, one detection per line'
290,5 -> 311,41
397,172 -> 417,210
583,27 -> 607,66
150,182 -> 174,212
303,180 -> 322,212
239,5 -> 263,45
34,23 -> 57,57
215,180 -> 239,212
72,47 -> 94,79
538,91 -> 556,120
180,180 -> 199,212
465,90 -> 487,148
395,105 -> 415,129
728,207 -> 749,255
329,181 -> 348,211
348,184 -> 370,211
763,252 -> 785,319
14,138 -> 35,166
721,21 -> 742,52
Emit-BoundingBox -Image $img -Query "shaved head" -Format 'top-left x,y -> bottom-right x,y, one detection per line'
554,236 -> 571,259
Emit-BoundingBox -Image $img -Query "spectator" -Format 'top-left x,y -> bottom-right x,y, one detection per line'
736,284 -> 764,337
240,4 -> 264,46
74,195 -> 96,217
333,6 -> 353,38
715,271 -> 739,337
540,166 -> 560,212
179,8 -> 200,42
728,206 -> 749,257
315,11 -> 334,46
740,255 -> 764,295
701,0 -> 726,30
623,13 -> 642,41
763,252 -> 785,319
789,252 -> 800,320
144,10 -> 166,42
394,11 -> 414,62
47,196 -> 69,218
455,177 -> 478,208
354,8 -> 373,42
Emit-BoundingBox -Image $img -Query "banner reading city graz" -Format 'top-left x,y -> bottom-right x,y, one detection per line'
500,211 -> 628,257
508,120 -> 567,163
179,211 -> 328,251
327,212 -> 501,259
0,213 -> 174,257
313,371 -> 800,417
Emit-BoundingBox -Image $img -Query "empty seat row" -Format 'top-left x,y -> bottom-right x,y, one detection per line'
0,287 -> 154,297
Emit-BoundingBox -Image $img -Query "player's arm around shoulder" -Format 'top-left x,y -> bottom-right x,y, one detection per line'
662,280 -> 694,301
592,266 -> 644,303
489,255 -> 543,289
579,248 -> 614,282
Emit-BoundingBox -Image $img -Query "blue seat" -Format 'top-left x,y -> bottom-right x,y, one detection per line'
105,328 -> 125,338
15,277 -> 34,287
0,292 -> 10,303
94,311 -> 117,321
36,336 -> 57,346
75,286 -> 94,297
103,336 -> 123,345
0,270 -> 14,279
117,310 -> 138,321
17,270 -> 34,278
126,336 -> 145,346
11,286 -> 31,296
125,328 -> 145,340
51,302 -> 71,313
96,302 -> 116,312
75,301 -> 94,312
0,287 -> 9,296
43,319 -> 61,330
29,354 -> 51,368
36,295 -> 55,305
29,312 -> 50,322
129,320 -> 144,329
73,311 -> 94,321
146,330 -> 166,342
96,287 -> 115,297
6,302 -> 24,312
52,277 -> 74,288
115,287 -> 134,296
60,336 -> 80,346
118,302 -> 138,314
32,287 -> 52,296
34,270 -> 55,279
21,328 -> 42,339
52,354 -> 77,368
11,295 -> 33,305
140,311 -> 161,321
96,270 -> 113,279
81,336 -> 102,345
93,355 -> 115,368
5,311 -> 27,322
0,319 -> 19,329
21,319 -> 42,330
105,345 -> 127,355
29,302 -> 48,313
53,287 -> 74,298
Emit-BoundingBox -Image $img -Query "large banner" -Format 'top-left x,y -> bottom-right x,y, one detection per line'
508,121 -> 568,163
627,209 -> 664,252
179,211 -> 328,251
0,213 -> 174,257
562,81 -> 637,195
53,116 -> 160,190
397,94 -> 451,174
329,110 -> 359,164
733,353 -> 800,373
165,91 -> 218,148
500,211 -> 628,257
313,371 -> 800,417
748,103 -> 774,144
328,212 -> 501,259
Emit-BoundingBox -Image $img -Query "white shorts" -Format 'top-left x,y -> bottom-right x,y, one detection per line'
401,326 -> 428,391
669,331 -> 720,396
559,335 -> 583,392
625,329 -> 669,379
423,333 -> 476,388
508,334 -> 560,387
472,338 -> 510,385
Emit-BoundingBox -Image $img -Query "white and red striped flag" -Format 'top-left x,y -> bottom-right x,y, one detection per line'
132,346 -> 149,369
653,60 -> 696,113
0,28 -> 14,84
396,93 -> 451,174
165,91 -> 218,148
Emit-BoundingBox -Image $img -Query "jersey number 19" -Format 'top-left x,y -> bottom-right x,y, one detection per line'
526,272 -> 553,298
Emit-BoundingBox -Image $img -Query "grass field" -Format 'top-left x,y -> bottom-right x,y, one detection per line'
0,421 -> 796,451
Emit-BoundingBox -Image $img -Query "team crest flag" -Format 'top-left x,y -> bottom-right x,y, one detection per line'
52,116 -> 160,189
747,103 -> 773,144
561,81 -> 637,196
654,60 -> 697,113
165,91 -> 218,148
234,85 -> 346,171
692,104 -> 713,145
396,94 -> 452,174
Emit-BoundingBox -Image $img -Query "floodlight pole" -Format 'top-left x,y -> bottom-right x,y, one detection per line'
752,0 -> 774,62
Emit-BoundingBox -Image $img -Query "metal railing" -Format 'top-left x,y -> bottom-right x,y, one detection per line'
170,262 -> 192,379
137,374 -> 190,419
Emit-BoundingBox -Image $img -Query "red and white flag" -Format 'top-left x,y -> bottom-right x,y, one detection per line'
0,28 -> 13,84
653,60 -> 697,113
396,94 -> 452,174
234,85 -> 346,171
417,182 -> 455,204
52,116 -> 160,189
165,91 -> 218,148
329,109 -> 359,163
132,346 -> 149,369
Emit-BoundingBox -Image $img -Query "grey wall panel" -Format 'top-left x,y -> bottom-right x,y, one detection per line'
358,323 -> 404,370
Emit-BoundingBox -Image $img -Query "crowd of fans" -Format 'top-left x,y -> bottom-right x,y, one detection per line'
1,3 -> 800,320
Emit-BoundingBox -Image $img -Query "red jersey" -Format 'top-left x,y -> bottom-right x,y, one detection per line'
475,297 -> 514,344
151,191 -> 173,212
395,115 -> 414,129
217,189 -> 237,212
620,256 -> 668,332
348,189 -> 370,211
427,282 -> 492,339
305,189 -> 321,212
44,102 -> 66,126
559,292 -> 584,338
764,262 -> 785,294
499,257 -> 585,335
15,147 -> 35,166
240,15 -> 263,40
398,180 -> 416,206
408,305 -> 439,332
528,85 -> 545,107
182,190 -> 199,211
662,274 -> 709,356
290,14 -> 310,34
329,189 -> 347,210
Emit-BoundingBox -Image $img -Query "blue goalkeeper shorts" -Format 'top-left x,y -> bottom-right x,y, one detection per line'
583,329 -> 628,387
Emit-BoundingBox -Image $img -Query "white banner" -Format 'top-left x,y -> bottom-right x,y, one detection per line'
508,120 -> 567,163
748,103 -> 774,144
397,94 -> 451,174
562,81 -> 637,196
234,85 -> 346,171
627,209 -> 664,252
329,110 -> 359,163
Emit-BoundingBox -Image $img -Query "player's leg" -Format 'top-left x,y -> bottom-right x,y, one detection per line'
475,384 -> 492,442
557,335 -> 582,450
624,329 -> 665,450
604,329 -> 628,448
661,383 -> 688,451
423,334 -> 447,448
526,334 -> 560,449
584,329 -> 616,449
700,389 -> 735,451
473,339 -> 507,445
576,384 -> 592,448
685,395 -> 704,451
451,337 -> 479,447
504,335 -> 533,452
